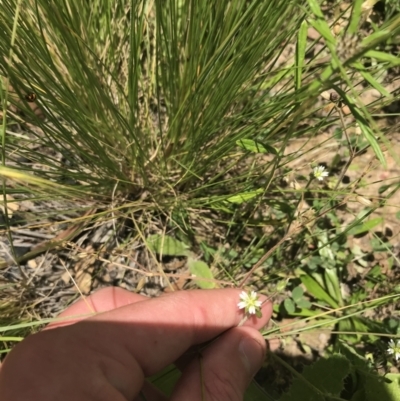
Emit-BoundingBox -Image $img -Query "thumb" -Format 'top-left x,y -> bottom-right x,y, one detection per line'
171,326 -> 266,401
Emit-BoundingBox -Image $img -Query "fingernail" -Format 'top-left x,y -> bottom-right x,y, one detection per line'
239,337 -> 264,376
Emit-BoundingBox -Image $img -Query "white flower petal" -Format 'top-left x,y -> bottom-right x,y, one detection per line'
387,338 -> 400,361
237,290 -> 262,316
239,291 -> 249,301
238,301 -> 247,309
313,165 -> 329,181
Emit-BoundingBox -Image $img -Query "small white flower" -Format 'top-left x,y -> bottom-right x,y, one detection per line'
313,165 -> 329,181
387,339 -> 400,361
238,291 -> 262,315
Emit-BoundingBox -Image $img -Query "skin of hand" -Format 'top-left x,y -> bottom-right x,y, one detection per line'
0,287 -> 272,401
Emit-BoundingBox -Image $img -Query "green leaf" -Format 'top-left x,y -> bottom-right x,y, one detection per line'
306,0 -> 324,18
358,120 -> 386,168
330,87 -> 386,167
146,234 -> 189,256
284,298 -> 296,314
345,208 -> 374,234
291,285 -> 304,302
279,355 -> 351,401
365,50 -> 400,66
300,275 -> 339,308
365,373 -> 400,401
188,258 -> 215,289
306,0 -> 335,47
348,0 -> 363,34
335,340 -> 370,371
304,355 -> 351,395
236,139 -> 277,154
276,279 -> 289,292
296,298 -> 312,309
362,18 -> 400,48
317,232 -> 334,261
226,189 -> 264,204
360,69 -> 391,98
295,20 -> 308,90
352,62 -> 391,98
324,267 -> 342,306
347,217 -> 383,236
308,19 -> 336,46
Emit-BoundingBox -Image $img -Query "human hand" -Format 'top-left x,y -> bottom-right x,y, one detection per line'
0,287 -> 272,401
